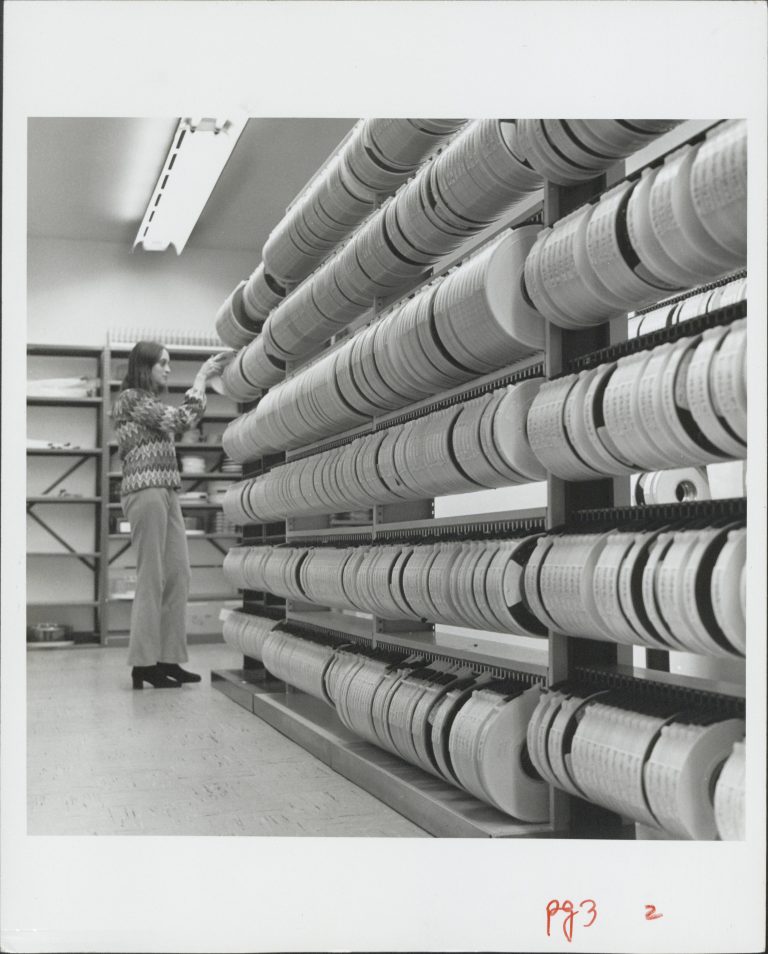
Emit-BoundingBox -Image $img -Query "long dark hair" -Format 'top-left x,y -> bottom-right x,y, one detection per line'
121,341 -> 167,394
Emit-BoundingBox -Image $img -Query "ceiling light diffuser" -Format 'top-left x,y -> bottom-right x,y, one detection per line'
133,114 -> 248,254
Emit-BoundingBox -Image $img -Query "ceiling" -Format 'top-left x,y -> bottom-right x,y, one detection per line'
27,116 -> 356,254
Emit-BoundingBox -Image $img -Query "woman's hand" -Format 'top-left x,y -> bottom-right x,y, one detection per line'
191,352 -> 233,394
199,352 -> 233,380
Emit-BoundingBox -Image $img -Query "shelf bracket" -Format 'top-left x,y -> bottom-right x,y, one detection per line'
40,453 -> 93,497
26,508 -> 97,572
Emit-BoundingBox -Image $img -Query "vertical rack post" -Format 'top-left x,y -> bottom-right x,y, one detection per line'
98,343 -> 113,644
543,172 -> 632,836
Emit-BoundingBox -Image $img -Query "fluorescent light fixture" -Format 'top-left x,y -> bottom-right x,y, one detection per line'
133,114 -> 248,254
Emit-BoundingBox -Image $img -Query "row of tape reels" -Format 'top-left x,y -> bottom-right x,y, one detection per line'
215,264 -> 290,350
527,315 -> 746,480
222,377 -> 545,522
222,611 -> 548,822
262,119 -> 467,287
257,120 -> 544,365
215,119 -> 741,382
222,300 -> 748,519
223,518 -> 744,660
217,119 -> 683,352
526,688 -> 745,839
525,524 -> 745,656
222,611 -> 746,837
515,119 -> 681,186
219,115 -> 681,385
220,210 -> 745,470
215,121 -> 466,350
223,538 -> 545,637
524,120 -> 746,328
221,224 -> 544,453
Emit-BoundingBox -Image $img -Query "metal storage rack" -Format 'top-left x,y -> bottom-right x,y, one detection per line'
212,119 -> 748,837
26,340 -> 241,646
26,344 -> 107,644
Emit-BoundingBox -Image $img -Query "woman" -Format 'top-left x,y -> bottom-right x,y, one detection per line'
112,341 -> 229,689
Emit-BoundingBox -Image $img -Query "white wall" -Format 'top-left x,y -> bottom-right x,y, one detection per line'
27,237 -> 258,345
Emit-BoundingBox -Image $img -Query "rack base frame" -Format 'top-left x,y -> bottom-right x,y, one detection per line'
211,668 -> 553,839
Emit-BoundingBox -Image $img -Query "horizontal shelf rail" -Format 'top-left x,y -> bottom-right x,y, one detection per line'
569,663 -> 746,712
27,448 -> 100,457
564,297 -> 746,376
107,442 -> 226,452
108,471 -> 242,481
107,501 -> 223,510
108,593 -> 239,604
631,268 -> 747,317
27,344 -> 103,357
27,599 -> 99,607
375,507 -> 547,541
27,396 -> 101,407
286,526 -> 374,546
278,509 -> 548,547
108,380 -> 232,394
570,497 -> 746,529
27,496 -> 101,504
108,342 -> 223,358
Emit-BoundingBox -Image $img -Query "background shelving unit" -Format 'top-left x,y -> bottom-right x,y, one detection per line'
26,344 -> 106,644
26,340 -> 242,647
211,120 -> 747,838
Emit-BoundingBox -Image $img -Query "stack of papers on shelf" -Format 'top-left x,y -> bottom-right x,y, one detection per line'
27,376 -> 101,398
26,439 -> 87,451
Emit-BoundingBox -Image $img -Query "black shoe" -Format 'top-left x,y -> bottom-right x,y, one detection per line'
156,662 -> 202,684
131,665 -> 181,689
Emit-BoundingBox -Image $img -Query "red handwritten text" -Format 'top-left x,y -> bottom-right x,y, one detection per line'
546,899 -> 598,942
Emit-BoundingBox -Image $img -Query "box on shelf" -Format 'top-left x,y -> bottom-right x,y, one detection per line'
109,571 -> 136,599
186,599 -> 241,635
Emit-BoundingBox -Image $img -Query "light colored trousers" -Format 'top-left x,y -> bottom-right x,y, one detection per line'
122,487 -> 191,666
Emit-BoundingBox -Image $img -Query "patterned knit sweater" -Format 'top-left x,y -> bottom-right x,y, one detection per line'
112,388 -> 206,494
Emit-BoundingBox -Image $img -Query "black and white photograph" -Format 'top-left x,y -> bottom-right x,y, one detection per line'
2,2 -> 766,952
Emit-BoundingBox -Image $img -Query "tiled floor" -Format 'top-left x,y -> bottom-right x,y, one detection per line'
27,643 -> 427,837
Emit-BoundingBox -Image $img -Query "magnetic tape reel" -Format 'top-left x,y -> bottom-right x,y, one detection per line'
448,688 -> 500,802
570,702 -> 677,827
242,263 -> 286,323
545,691 -> 609,799
451,394 -> 508,489
475,685 -> 549,821
215,281 -> 262,350
526,689 -> 570,789
643,718 -> 745,840
713,739 -> 746,840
